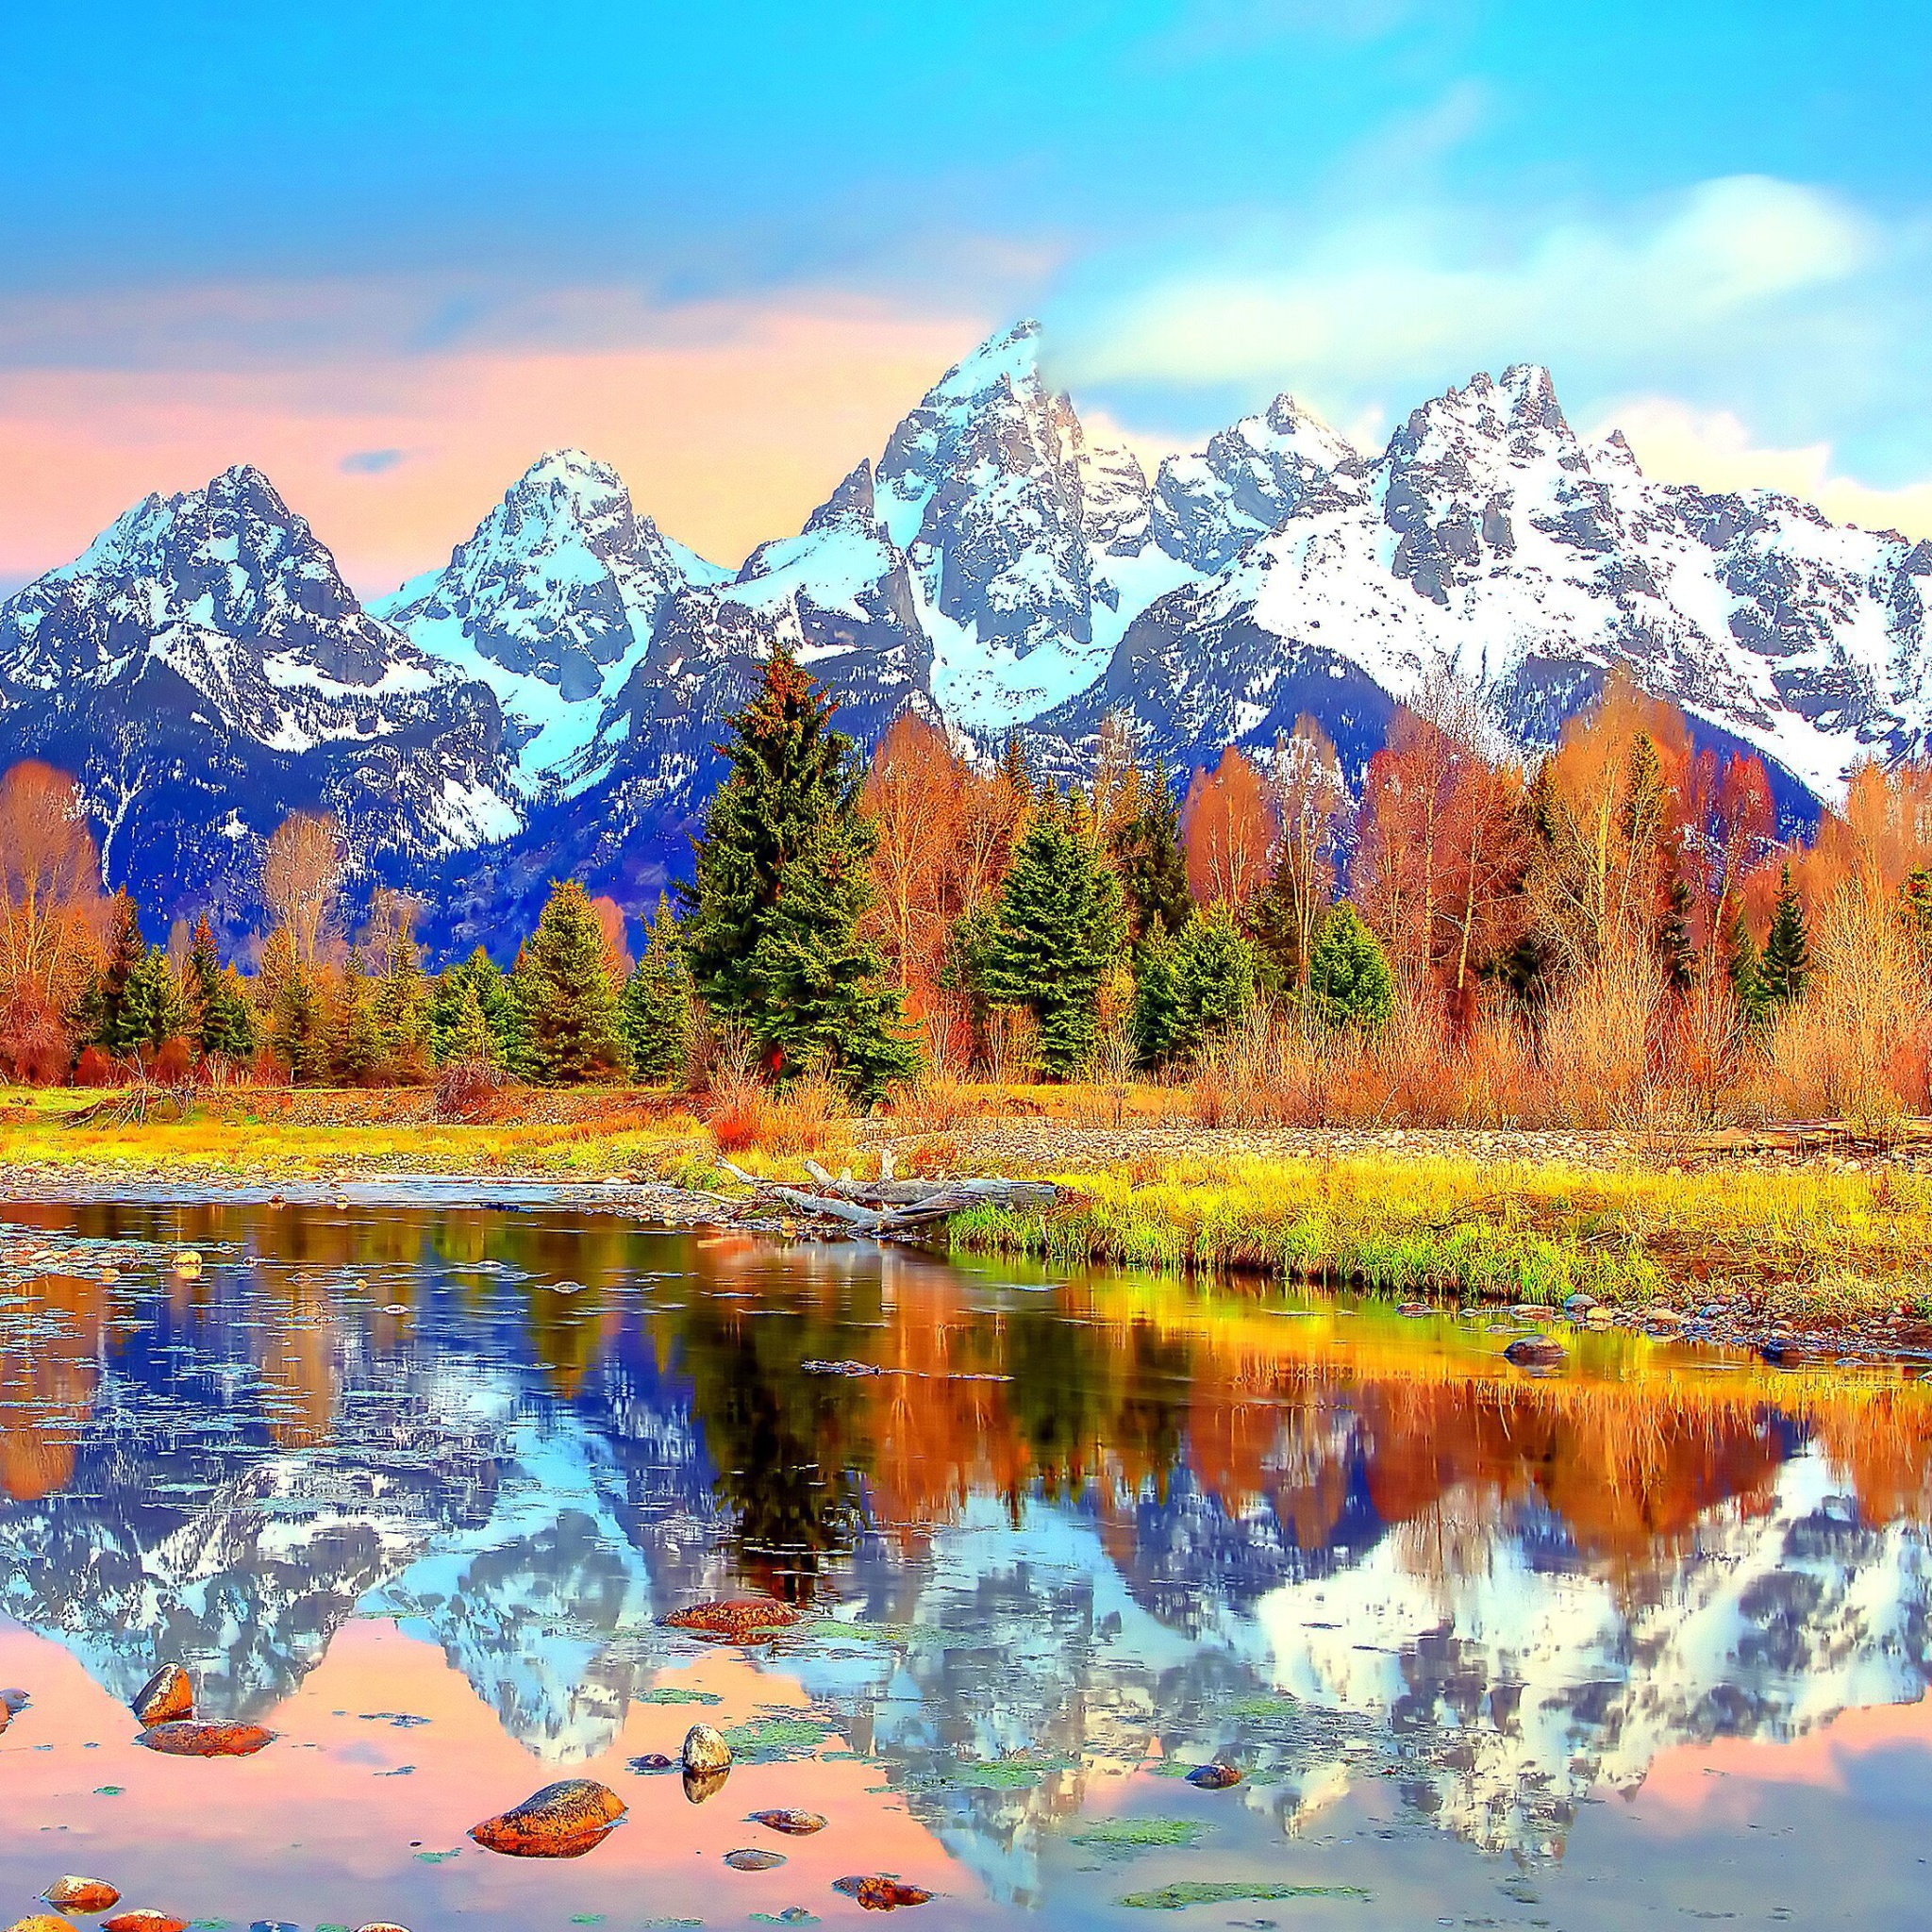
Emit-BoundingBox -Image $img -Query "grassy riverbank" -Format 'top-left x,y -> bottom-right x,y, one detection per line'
4,1084 -> 1930,1324
949,1150 -> 1932,1322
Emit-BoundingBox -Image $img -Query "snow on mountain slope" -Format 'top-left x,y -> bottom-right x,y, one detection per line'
374,449 -> 727,799
1045,364 -> 1932,801
0,463 -> 519,934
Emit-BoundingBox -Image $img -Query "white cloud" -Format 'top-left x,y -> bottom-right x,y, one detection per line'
1605,396 -> 1932,543
1060,176 -> 1874,396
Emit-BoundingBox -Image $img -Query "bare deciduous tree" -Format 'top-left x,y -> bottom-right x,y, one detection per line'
0,760 -> 108,1017
261,811 -> 344,969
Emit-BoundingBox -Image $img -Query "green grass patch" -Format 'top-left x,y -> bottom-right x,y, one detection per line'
1118,1882 -> 1371,1910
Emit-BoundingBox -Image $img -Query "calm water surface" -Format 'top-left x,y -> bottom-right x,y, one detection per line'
4,1194 -> 1932,1930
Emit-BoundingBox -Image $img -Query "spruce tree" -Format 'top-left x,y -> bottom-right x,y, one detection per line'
1307,905 -> 1395,1031
1246,845 -> 1321,996
1110,772 -> 1193,950
1760,864 -> 1811,1007
120,946 -> 184,1060
442,977 -> 492,1064
187,917 -> 255,1063
983,786 -> 1125,1078
82,893 -> 146,1057
517,879 -> 624,1084
375,923 -> 432,1082
331,948 -> 385,1085
620,892 -> 691,1084
1724,907 -> 1770,1026
1131,905 -> 1256,1068
681,649 -> 916,1098
267,950 -> 329,1085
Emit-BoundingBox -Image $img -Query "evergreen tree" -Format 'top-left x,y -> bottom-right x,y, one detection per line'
1306,904 -> 1395,1031
1760,864 -> 1811,1007
1724,907 -> 1770,1025
619,892 -> 691,1084
681,649 -> 917,1098
1657,873 -> 1695,996
441,977 -> 492,1064
1131,905 -> 1256,1068
80,893 -> 146,1056
996,731 -> 1034,806
330,948 -> 385,1085
187,917 -> 255,1063
516,879 -> 625,1084
983,786 -> 1125,1078
267,957 -> 329,1085
375,921 -> 432,1081
1246,844 -> 1322,996
120,945 -> 184,1060
1110,773 -> 1193,950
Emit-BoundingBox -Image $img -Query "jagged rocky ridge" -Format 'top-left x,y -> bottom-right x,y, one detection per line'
4,324 -> 1927,940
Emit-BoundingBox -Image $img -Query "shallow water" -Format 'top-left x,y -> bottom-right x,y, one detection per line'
3,1195 -> 1931,1930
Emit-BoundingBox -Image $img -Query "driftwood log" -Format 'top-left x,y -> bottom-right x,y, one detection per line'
716,1158 -> 1056,1242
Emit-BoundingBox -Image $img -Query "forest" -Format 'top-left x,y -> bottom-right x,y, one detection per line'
2,646 -> 1929,1133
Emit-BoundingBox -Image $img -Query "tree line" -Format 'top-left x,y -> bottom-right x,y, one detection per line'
1,649 -> 1928,1105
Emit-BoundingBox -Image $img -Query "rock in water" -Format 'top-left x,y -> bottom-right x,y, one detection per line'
134,1720 -> 274,1757
0,1687 -> 29,1714
627,1752 -> 675,1772
1503,1337 -> 1567,1368
724,1849 -> 788,1872
353,1924 -> 412,1932
172,1251 -> 202,1277
683,1723 -> 733,1774
831,1877 -> 932,1910
1186,1763 -> 1241,1790
132,1665 -> 193,1726
41,1881 -> 121,1913
469,1779 -> 627,1858
683,1763 -> 730,1806
663,1599 -> 802,1643
749,1808 -> 827,1835
101,1916 -> 189,1932
8,1918 -> 81,1932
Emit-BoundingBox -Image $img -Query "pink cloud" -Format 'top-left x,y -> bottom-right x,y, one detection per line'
0,299 -> 990,595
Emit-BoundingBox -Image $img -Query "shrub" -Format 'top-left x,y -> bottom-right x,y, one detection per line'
73,1044 -> 120,1088
434,1056 -> 511,1124
1306,906 -> 1394,1032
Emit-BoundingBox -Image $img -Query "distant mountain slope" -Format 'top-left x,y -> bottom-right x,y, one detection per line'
0,464 -> 517,937
6,327 -> 1926,944
1043,365 -> 1932,806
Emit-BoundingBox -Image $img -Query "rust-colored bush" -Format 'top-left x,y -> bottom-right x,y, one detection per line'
434,1057 -> 509,1124
0,991 -> 70,1085
150,1037 -> 194,1083
73,1045 -> 119,1088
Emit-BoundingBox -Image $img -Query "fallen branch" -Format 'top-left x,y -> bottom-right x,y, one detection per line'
716,1159 -> 1056,1241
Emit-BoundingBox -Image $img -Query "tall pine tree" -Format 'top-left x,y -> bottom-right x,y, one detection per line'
983,786 -> 1125,1078
517,879 -> 625,1084
681,650 -> 916,1098
620,892 -> 691,1084
79,893 -> 146,1057
1724,906 -> 1770,1025
1131,905 -> 1256,1068
1109,769 -> 1192,951
1759,864 -> 1811,1007
187,917 -> 255,1063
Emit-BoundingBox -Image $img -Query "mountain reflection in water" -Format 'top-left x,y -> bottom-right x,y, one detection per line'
3,1195 -> 1931,1925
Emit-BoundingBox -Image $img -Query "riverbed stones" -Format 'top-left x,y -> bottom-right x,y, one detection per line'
1503,1337 -> 1567,1368
1185,1763 -> 1241,1790
134,1720 -> 275,1757
750,1809 -> 827,1835
102,1915 -> 189,1932
724,1848 -> 788,1872
8,1917 -> 81,1932
664,1598 -> 802,1642
41,1880 -> 120,1913
683,1723 -> 733,1775
469,1779 -> 627,1857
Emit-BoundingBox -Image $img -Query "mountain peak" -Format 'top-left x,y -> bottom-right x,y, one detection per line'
804,458 -> 880,537
929,317 -> 1045,405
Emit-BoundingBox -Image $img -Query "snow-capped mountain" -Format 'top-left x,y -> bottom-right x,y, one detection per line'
372,449 -> 727,800
1047,363 -> 1932,803
6,324 -> 1928,938
0,464 -> 519,936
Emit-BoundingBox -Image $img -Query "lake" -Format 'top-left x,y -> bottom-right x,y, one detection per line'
3,1193 -> 1930,1929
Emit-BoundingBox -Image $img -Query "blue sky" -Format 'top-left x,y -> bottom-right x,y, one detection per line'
2,0 -> 1928,583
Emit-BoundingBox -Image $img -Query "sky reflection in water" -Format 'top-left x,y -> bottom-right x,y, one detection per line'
2,1196 -> 1931,1929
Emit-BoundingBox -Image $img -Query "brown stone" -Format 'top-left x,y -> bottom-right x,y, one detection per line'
833,1877 -> 933,1910
41,1881 -> 120,1914
132,1665 -> 193,1726
749,1808 -> 827,1835
101,1916 -> 188,1932
662,1598 -> 803,1643
469,1779 -> 627,1858
134,1720 -> 273,1757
